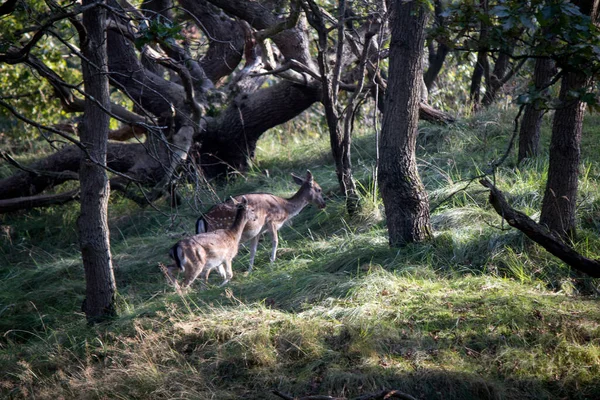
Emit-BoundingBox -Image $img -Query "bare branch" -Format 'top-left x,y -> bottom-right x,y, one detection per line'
255,0 -> 301,42
0,1 -> 104,63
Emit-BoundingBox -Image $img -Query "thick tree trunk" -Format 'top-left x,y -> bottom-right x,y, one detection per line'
379,0 -> 432,246
198,81 -> 321,177
518,58 -> 555,162
78,0 -> 117,323
539,71 -> 589,239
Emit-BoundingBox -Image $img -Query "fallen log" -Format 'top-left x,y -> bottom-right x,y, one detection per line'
0,189 -> 80,213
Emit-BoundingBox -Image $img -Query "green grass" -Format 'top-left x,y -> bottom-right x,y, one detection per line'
1,107 -> 600,399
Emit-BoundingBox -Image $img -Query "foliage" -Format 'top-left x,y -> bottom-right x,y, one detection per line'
0,1 -> 80,140
429,0 -> 600,110
1,107 -> 600,399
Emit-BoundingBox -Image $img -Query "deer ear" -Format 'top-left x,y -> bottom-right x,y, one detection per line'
241,196 -> 248,206
305,170 -> 314,184
291,173 -> 304,186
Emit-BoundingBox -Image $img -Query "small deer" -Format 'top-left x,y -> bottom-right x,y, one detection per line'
196,170 -> 326,273
168,196 -> 257,288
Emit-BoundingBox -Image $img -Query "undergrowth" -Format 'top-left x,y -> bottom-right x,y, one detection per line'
1,107 -> 599,400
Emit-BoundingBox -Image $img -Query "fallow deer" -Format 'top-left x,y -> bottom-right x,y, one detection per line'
168,196 -> 257,288
196,170 -> 326,273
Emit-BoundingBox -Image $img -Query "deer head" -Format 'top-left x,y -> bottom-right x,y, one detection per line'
291,170 -> 326,210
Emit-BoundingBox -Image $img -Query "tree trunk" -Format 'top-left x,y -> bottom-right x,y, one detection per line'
379,0 -> 432,246
424,41 -> 449,91
539,71 -> 589,239
306,0 -> 358,215
469,0 -> 489,109
424,0 -> 449,91
481,51 -> 510,107
198,81 -> 321,178
78,0 -> 117,323
517,58 -> 556,163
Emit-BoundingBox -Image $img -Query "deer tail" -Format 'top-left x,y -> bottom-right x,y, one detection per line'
196,217 -> 208,234
169,243 -> 186,273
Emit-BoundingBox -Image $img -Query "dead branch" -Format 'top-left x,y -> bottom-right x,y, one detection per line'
0,190 -> 80,214
480,178 -> 600,278
272,391 -> 344,400
271,390 -> 418,400
418,102 -> 455,125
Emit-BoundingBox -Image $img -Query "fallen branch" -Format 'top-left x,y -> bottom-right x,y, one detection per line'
0,189 -> 79,213
272,389 -> 418,400
419,102 -> 455,125
480,178 -> 600,278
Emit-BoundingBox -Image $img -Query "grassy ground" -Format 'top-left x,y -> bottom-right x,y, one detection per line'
1,106 -> 600,399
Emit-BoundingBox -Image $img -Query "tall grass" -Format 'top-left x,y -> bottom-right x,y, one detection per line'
1,107 -> 599,399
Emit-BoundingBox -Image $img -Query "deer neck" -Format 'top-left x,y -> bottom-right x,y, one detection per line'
285,189 -> 310,219
229,208 -> 248,240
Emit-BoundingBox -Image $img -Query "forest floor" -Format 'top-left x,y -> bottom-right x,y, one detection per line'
1,106 -> 600,399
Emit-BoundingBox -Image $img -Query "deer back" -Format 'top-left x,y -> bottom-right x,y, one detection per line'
196,170 -> 326,240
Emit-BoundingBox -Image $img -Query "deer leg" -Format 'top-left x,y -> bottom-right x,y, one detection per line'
165,264 -> 179,285
220,260 -> 233,286
267,223 -> 279,264
182,267 -> 203,288
182,255 -> 205,288
247,235 -> 261,273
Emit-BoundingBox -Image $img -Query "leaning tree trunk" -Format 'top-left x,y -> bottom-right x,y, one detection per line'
78,0 -> 117,323
424,0 -> 450,91
424,40 -> 449,91
469,0 -> 489,109
518,58 -> 556,163
379,0 -> 432,246
481,51 -> 510,107
539,71 -> 589,239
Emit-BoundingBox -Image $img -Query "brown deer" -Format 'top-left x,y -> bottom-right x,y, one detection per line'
196,170 -> 326,273
168,196 -> 257,288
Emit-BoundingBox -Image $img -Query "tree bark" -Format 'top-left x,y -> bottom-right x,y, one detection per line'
539,71 -> 589,239
379,0 -> 432,246
517,58 -> 556,163
198,81 -> 321,177
78,0 -> 117,323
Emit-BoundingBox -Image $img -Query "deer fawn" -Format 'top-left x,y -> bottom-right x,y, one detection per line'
168,196 -> 257,288
196,170 -> 326,273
